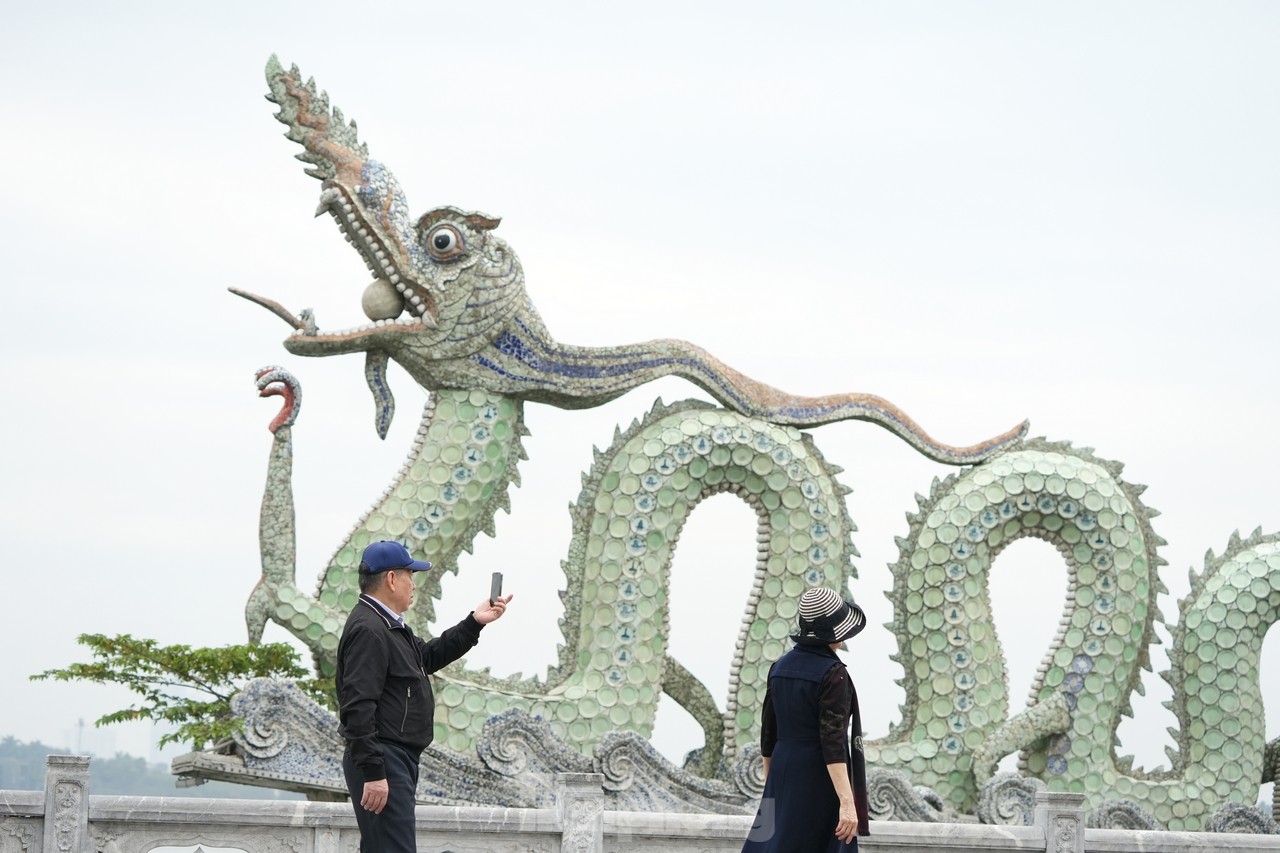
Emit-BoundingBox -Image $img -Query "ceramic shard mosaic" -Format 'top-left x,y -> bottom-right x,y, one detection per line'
223,57 -> 1280,830
867,439 -> 1280,830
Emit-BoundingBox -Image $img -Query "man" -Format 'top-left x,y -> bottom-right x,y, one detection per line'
337,539 -> 512,853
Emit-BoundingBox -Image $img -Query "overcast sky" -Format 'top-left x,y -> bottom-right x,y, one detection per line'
2,1 -> 1279,794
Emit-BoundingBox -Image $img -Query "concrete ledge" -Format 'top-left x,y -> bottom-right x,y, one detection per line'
89,797 -> 560,832
9,757 -> 1280,853
1085,828 -> 1280,852
863,821 -> 1045,851
0,791 -> 43,816
412,804 -> 560,833
607,809 -> 754,839
88,796 -> 354,824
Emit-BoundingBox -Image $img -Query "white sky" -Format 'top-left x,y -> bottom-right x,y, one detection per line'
2,1 -> 1279,792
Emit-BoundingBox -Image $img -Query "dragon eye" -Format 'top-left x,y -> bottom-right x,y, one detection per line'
425,224 -> 465,260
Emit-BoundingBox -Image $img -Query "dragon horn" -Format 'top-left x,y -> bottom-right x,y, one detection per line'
265,54 -> 368,182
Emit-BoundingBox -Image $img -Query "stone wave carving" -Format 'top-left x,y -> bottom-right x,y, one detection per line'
477,708 -> 593,780
866,769 -> 951,823
594,732 -> 752,814
1205,803 -> 1278,835
1086,799 -> 1163,831
212,679 -> 753,813
976,772 -> 1045,826
730,744 -> 766,800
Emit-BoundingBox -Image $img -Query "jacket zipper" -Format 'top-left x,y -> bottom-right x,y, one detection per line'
401,686 -> 411,733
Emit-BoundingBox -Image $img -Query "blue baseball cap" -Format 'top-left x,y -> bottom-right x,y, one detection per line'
360,541 -> 432,573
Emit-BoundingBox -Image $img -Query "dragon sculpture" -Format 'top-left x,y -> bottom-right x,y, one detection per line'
232,57 -> 1279,830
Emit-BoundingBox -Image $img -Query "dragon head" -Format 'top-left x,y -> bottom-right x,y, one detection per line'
235,56 -> 529,368
236,58 -> 1028,463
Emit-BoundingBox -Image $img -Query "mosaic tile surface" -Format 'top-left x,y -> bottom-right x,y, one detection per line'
227,58 -> 1280,828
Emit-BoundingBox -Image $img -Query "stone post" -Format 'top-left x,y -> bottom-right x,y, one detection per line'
42,756 -> 90,853
556,772 -> 604,853
1034,790 -> 1085,853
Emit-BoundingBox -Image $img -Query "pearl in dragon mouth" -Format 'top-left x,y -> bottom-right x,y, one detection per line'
361,277 -> 405,321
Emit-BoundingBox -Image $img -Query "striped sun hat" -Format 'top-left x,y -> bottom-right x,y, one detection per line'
791,587 -> 867,646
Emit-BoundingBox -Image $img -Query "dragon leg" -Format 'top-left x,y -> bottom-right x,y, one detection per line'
1265,736 -> 1280,815
246,367 -> 346,662
245,580 -> 272,645
970,693 -> 1072,785
661,655 -> 725,777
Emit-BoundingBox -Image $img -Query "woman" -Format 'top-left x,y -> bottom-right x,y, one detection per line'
742,587 -> 870,852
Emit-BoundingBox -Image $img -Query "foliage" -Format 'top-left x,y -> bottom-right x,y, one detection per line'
31,634 -> 334,750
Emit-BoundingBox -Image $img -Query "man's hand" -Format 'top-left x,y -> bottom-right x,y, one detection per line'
474,593 -> 513,625
361,779 -> 389,813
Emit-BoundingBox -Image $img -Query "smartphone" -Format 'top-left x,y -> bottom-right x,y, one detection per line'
490,572 -> 503,604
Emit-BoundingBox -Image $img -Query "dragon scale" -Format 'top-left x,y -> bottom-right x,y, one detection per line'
240,57 -> 1280,824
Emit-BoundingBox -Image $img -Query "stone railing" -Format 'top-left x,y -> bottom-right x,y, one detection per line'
3,756 -> 1280,853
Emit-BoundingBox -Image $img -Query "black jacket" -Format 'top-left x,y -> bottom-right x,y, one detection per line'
336,594 -> 483,782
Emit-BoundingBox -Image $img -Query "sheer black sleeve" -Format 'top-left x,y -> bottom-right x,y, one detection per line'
759,681 -> 777,758
817,664 -> 853,764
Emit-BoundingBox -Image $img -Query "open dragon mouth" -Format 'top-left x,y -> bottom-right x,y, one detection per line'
230,185 -> 442,348
315,182 -> 440,329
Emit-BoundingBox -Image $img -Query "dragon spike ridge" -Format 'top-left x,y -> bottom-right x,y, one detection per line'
265,55 -> 368,181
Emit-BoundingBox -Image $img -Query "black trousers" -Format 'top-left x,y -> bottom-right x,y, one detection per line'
343,742 -> 422,853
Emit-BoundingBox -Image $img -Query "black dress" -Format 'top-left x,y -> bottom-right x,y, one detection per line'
741,643 -> 869,853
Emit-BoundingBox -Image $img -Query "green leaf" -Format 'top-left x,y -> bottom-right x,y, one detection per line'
31,634 -> 335,750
